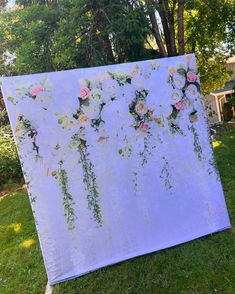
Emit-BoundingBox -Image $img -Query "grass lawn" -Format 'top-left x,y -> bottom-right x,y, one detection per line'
0,125 -> 234,294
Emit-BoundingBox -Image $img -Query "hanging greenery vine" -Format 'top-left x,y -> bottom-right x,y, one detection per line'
54,160 -> 77,230
71,134 -> 103,226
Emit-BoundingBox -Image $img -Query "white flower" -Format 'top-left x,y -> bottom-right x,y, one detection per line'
102,78 -> 119,98
131,75 -> 145,90
173,73 -> 186,89
171,89 -> 182,103
17,99 -> 44,127
187,54 -> 198,73
122,83 -> 136,104
185,84 -> 199,101
35,92 -> 53,109
78,78 -> 87,87
82,101 -> 101,119
153,104 -> 173,118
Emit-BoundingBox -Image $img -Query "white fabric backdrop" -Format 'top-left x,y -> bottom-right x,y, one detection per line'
1,54 -> 230,284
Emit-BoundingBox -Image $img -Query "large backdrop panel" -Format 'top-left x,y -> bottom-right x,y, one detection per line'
1,54 -> 230,284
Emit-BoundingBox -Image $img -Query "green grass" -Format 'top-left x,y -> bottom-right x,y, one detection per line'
0,125 -> 235,294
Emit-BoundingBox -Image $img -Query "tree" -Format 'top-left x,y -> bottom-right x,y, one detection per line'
0,0 -> 234,94
184,0 -> 235,94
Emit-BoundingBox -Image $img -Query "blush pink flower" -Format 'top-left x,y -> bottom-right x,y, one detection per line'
97,136 -> 107,143
186,71 -> 197,83
78,113 -> 90,126
130,67 -> 139,77
135,102 -> 147,115
79,87 -> 90,100
29,85 -> 44,97
175,100 -> 185,110
139,122 -> 149,132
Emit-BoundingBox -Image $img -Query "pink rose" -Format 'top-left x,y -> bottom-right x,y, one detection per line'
186,71 -> 197,83
29,85 -> 44,97
175,100 -> 185,110
139,122 -> 149,132
135,102 -> 147,115
79,87 -> 90,100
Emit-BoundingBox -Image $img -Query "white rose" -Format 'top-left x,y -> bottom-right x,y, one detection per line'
171,89 -> 182,103
173,73 -> 186,89
82,101 -> 101,119
103,79 -> 118,96
122,83 -> 136,104
151,103 -> 172,118
131,75 -> 145,90
78,78 -> 87,87
35,92 -> 53,109
185,84 -> 199,101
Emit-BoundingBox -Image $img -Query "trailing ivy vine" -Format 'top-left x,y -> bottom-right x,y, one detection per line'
56,160 -> 76,230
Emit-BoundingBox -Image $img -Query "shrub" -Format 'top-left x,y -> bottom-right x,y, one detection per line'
0,125 -> 23,188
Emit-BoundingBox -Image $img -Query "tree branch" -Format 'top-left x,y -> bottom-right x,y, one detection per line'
146,0 -> 167,57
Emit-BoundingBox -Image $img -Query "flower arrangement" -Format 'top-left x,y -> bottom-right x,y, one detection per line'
167,58 -> 203,160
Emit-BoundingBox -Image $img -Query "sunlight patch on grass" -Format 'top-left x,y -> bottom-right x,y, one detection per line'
7,223 -> 22,233
212,140 -> 222,148
19,239 -> 36,248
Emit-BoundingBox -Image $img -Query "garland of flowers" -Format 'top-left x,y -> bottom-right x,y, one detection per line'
108,67 -> 166,190
167,61 -> 203,161
67,78 -> 106,226
53,160 -> 76,230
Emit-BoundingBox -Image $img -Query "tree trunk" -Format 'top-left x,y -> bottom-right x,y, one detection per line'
146,0 -> 167,57
102,33 -> 115,63
157,0 -> 173,56
178,0 -> 185,55
166,0 -> 177,55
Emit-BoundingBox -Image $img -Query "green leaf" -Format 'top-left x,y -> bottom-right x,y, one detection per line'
39,75 -> 47,86
177,68 -> 186,77
80,98 -> 90,107
194,82 -> 201,93
169,106 -> 179,119
7,96 -> 16,105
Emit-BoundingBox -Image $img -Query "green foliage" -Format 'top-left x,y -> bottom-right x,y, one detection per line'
0,0 -> 154,73
0,108 -> 9,126
0,0 -> 234,93
0,190 -> 47,294
185,0 -> 235,94
0,125 -> 23,188
196,51 -> 232,95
